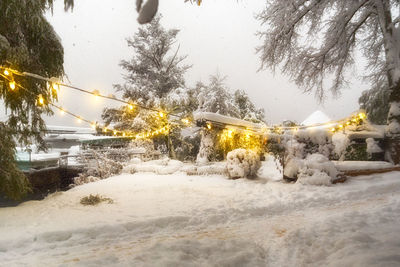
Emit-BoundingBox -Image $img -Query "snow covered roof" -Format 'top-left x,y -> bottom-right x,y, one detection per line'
194,112 -> 264,130
46,125 -> 96,134
301,110 -> 331,126
44,134 -> 106,142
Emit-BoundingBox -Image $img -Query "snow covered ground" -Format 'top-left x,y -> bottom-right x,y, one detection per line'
1,168 -> 400,266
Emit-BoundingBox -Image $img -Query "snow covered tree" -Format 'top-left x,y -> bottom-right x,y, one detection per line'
234,89 -> 265,123
257,0 -> 400,162
196,74 -> 240,118
114,15 -> 190,107
359,81 -> 390,124
102,15 -> 190,158
195,74 -> 265,122
0,0 -> 72,199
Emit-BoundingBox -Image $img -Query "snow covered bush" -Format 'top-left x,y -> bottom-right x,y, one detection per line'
226,149 -> 260,179
332,132 -> 350,160
366,138 -> 384,159
123,158 -> 184,175
129,139 -> 156,161
284,153 -> 338,186
294,129 -> 333,158
73,151 -> 123,186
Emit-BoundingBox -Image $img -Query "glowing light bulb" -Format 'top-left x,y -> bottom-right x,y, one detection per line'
60,108 -> 65,115
206,123 -> 212,130
129,104 -> 134,110
159,112 -> 164,118
358,113 -> 366,119
52,82 -> 60,91
122,132 -> 126,137
4,69 -> 10,76
9,81 -> 16,90
103,127 -> 108,133
91,122 -> 96,129
346,121 -> 351,126
181,118 -> 189,125
330,128 -> 336,132
338,124 -> 343,129
77,117 -> 82,123
113,130 -> 117,135
38,94 -> 44,105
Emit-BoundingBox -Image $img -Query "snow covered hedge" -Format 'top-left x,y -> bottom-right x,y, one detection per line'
226,149 -> 261,179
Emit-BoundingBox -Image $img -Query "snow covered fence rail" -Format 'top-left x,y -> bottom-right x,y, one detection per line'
194,112 -> 264,132
333,161 -> 400,177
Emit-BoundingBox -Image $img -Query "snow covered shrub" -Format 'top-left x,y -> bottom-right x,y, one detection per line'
218,129 -> 264,158
168,130 -> 201,162
295,129 -> 333,158
283,157 -> 304,179
226,149 -> 261,179
129,139 -> 156,161
74,176 -> 100,186
366,138 -> 383,160
123,158 -> 183,175
73,150 -> 123,186
257,153 -> 283,182
332,132 -> 350,160
296,154 -> 338,186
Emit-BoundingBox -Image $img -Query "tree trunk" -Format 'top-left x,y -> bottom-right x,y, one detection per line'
376,0 -> 400,163
196,130 -> 216,165
167,134 -> 176,159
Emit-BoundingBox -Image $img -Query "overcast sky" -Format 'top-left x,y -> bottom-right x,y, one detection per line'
5,0 -> 370,126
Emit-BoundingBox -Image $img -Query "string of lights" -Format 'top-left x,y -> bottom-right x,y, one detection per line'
203,111 -> 367,136
49,103 -> 172,139
0,66 -> 179,118
1,65 -> 367,138
1,67 -> 176,139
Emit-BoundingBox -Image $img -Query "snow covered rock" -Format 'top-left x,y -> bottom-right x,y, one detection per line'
226,149 -> 260,179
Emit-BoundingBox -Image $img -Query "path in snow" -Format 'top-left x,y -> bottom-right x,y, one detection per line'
1,172 -> 400,266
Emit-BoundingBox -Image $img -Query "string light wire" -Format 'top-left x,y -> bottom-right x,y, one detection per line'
0,66 -> 367,137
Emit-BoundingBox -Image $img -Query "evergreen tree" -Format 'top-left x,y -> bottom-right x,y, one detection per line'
102,15 -> 190,158
359,81 -> 390,125
233,89 -> 265,123
196,74 -> 240,118
195,74 -> 265,123
0,0 -> 71,199
115,15 -> 190,107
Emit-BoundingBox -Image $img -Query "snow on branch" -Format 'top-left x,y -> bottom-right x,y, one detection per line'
256,0 -> 388,100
